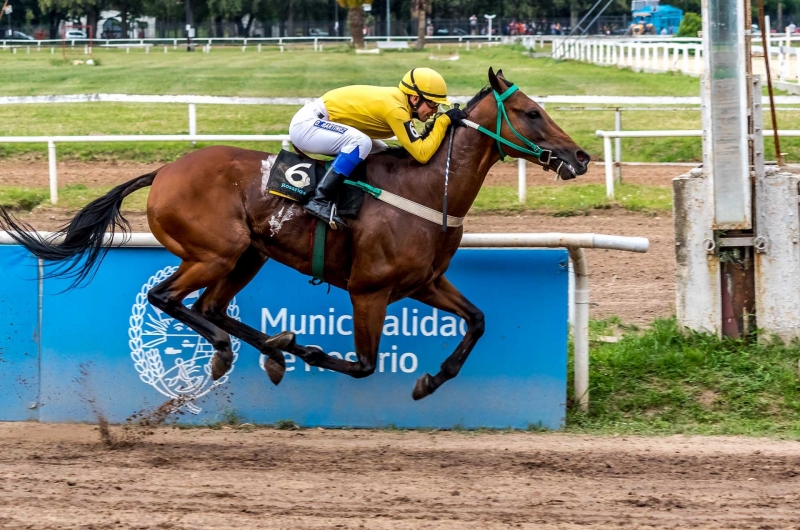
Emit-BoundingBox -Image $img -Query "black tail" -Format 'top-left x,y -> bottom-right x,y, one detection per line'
0,169 -> 159,288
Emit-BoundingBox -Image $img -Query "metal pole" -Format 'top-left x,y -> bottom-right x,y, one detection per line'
759,5 -> 784,165
188,103 -> 197,145
386,0 -> 390,38
569,247 -> 589,412
615,109 -> 622,183
517,158 -> 526,204
47,140 -> 58,204
603,135 -> 614,199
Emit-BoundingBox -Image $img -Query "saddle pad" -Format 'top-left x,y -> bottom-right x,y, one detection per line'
267,149 -> 367,218
267,149 -> 326,203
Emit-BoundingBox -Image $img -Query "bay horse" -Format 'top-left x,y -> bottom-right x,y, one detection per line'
0,68 -> 589,400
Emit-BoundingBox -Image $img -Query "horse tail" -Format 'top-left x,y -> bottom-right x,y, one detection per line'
0,169 -> 160,288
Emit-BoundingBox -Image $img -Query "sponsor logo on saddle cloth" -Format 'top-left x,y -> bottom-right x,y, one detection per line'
267,149 -> 326,203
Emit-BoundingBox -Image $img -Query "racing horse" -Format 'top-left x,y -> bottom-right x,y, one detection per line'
0,68 -> 589,400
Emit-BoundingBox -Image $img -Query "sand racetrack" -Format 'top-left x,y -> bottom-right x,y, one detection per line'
1,423 -> 799,529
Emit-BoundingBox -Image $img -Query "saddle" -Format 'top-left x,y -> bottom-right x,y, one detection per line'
267,149 -> 366,218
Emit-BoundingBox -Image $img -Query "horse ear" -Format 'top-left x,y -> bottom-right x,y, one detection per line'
496,69 -> 506,80
488,67 -> 504,93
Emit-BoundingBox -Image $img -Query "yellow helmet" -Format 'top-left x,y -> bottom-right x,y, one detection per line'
399,68 -> 451,106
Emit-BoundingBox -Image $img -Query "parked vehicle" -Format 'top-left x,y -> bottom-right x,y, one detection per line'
3,30 -> 34,40
309,28 -> 329,37
435,27 -> 468,36
628,0 -> 683,35
64,29 -> 88,39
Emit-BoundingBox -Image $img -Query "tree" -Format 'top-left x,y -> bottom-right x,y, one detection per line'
337,0 -> 373,48
39,0 -> 110,38
109,0 -> 143,38
676,11 -> 700,37
410,0 -> 430,50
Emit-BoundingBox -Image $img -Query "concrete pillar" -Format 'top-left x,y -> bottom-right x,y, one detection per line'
673,171 -> 721,335
755,172 -> 800,341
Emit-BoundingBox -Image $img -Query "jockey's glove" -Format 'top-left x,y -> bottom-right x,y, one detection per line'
445,108 -> 467,128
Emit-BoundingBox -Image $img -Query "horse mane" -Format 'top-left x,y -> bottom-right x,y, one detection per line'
377,79 -> 514,160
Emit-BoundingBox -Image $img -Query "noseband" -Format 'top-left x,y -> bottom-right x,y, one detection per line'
462,84 -> 553,166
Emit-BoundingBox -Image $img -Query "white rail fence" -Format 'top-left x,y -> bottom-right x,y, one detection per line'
595,128 -> 800,199
0,34 -> 514,55
5,93 -> 800,204
551,33 -> 800,83
0,229 -> 649,411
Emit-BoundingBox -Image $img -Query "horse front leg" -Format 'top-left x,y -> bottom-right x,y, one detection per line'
290,289 -> 390,378
409,275 -> 485,400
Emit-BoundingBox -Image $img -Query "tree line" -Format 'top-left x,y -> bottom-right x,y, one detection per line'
2,0 -> 795,43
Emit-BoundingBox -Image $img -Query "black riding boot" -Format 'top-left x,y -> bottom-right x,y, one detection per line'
304,167 -> 347,229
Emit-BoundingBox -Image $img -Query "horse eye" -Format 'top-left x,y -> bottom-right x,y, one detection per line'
526,110 -> 541,120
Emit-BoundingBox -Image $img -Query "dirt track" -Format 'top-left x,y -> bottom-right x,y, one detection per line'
1,423 -> 799,529
0,160 -> 679,324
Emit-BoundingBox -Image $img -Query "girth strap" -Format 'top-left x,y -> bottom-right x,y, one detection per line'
311,219 -> 326,281
345,180 -> 464,228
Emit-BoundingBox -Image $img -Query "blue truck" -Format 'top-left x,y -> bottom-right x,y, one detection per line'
628,0 -> 684,35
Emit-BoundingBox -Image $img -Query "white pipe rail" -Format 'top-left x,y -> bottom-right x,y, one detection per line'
0,133 -> 404,205
0,230 -> 649,412
596,128 -> 800,199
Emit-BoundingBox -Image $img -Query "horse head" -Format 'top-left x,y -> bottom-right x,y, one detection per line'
465,67 -> 590,180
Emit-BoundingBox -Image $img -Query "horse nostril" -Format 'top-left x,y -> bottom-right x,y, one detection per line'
576,150 -> 590,167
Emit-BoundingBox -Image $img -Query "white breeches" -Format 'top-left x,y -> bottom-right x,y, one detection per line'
289,99 -> 387,160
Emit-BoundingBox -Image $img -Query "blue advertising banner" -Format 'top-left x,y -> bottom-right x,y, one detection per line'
0,246 -> 39,421
4,246 -> 569,429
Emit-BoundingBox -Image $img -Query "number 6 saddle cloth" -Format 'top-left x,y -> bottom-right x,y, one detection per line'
267,149 -> 366,218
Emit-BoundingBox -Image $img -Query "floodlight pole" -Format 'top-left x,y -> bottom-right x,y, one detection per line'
484,14 -> 496,40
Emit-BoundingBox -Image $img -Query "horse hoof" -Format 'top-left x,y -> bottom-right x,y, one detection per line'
265,331 -> 295,351
412,373 -> 435,401
211,353 -> 232,381
263,357 -> 286,386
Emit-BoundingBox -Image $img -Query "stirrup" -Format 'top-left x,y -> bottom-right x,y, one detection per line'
328,204 -> 339,230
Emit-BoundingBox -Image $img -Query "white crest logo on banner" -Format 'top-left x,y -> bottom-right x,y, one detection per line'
129,265 -> 240,414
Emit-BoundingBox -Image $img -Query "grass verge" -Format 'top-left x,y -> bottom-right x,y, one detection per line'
567,317 -> 800,437
0,45 -> 700,97
474,183 -> 672,214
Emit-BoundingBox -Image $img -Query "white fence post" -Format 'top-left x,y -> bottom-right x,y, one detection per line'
615,109 -> 622,182
635,43 -> 642,71
604,135 -> 614,199
682,46 -> 689,73
568,259 -> 575,326
570,247 -> 589,412
796,48 -> 800,82
48,140 -> 58,204
517,158 -> 526,204
188,103 -> 197,138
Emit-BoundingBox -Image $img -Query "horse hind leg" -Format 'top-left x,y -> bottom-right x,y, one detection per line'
192,246 -> 295,385
147,261 -> 238,382
409,276 -> 485,400
288,289 -> 390,378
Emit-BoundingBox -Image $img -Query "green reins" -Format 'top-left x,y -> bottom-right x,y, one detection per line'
465,84 -> 552,165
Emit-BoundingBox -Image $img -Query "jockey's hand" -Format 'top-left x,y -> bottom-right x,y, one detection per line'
445,108 -> 467,128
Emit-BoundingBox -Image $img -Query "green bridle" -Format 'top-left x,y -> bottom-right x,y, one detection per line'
464,84 -> 553,165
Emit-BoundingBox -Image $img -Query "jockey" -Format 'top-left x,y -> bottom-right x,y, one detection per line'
289,67 -> 466,228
